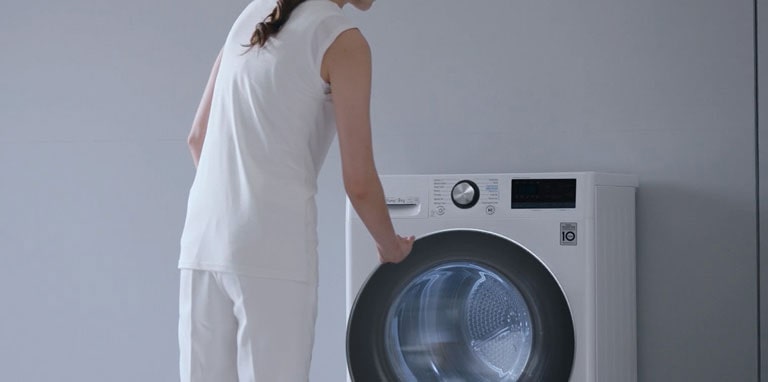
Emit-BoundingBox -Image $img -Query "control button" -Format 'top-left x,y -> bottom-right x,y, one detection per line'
451,180 -> 480,209
486,205 -> 496,215
436,206 -> 445,215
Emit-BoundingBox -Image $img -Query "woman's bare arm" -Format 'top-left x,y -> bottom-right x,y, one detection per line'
323,29 -> 413,263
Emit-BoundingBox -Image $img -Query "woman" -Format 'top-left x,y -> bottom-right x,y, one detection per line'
177,0 -> 414,380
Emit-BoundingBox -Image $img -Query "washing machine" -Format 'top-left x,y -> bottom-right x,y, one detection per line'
345,172 -> 638,381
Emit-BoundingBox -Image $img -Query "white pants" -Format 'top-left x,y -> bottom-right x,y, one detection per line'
178,269 -> 318,382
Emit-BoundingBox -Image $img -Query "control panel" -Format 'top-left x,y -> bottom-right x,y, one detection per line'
429,176 -> 577,217
431,177 -> 501,217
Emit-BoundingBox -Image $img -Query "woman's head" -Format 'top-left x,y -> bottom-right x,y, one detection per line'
245,0 -> 374,49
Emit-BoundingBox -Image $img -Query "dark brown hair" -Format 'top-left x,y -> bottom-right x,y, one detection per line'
244,0 -> 308,50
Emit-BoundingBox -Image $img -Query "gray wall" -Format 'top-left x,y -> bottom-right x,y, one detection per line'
0,0 -> 760,381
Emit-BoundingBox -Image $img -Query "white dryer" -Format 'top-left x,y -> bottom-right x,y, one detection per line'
345,172 -> 638,381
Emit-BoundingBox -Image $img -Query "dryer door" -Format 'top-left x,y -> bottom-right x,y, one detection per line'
347,230 -> 574,382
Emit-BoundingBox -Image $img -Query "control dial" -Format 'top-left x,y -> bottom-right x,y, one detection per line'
451,180 -> 480,209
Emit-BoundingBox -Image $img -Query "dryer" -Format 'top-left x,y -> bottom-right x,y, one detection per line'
345,172 -> 638,381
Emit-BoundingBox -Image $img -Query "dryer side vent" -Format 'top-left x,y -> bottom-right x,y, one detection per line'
594,185 -> 638,382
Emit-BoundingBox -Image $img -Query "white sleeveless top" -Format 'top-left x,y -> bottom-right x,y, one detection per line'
178,0 -> 356,284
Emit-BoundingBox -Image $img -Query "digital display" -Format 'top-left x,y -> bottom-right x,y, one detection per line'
511,179 -> 576,209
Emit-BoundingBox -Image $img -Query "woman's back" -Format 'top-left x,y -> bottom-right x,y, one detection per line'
178,0 -> 356,284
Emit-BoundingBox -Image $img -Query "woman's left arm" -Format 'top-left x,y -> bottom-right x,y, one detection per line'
187,48 -> 223,169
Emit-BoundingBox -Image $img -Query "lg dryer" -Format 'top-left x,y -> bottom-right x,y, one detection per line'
345,172 -> 638,381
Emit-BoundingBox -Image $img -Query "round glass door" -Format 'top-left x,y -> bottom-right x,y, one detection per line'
347,230 -> 574,382
384,263 -> 533,381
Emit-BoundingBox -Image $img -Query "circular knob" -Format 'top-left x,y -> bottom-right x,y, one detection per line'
452,180 -> 480,209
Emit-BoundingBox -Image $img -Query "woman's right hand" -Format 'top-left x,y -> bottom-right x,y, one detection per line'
377,235 -> 415,264
325,30 -> 414,265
